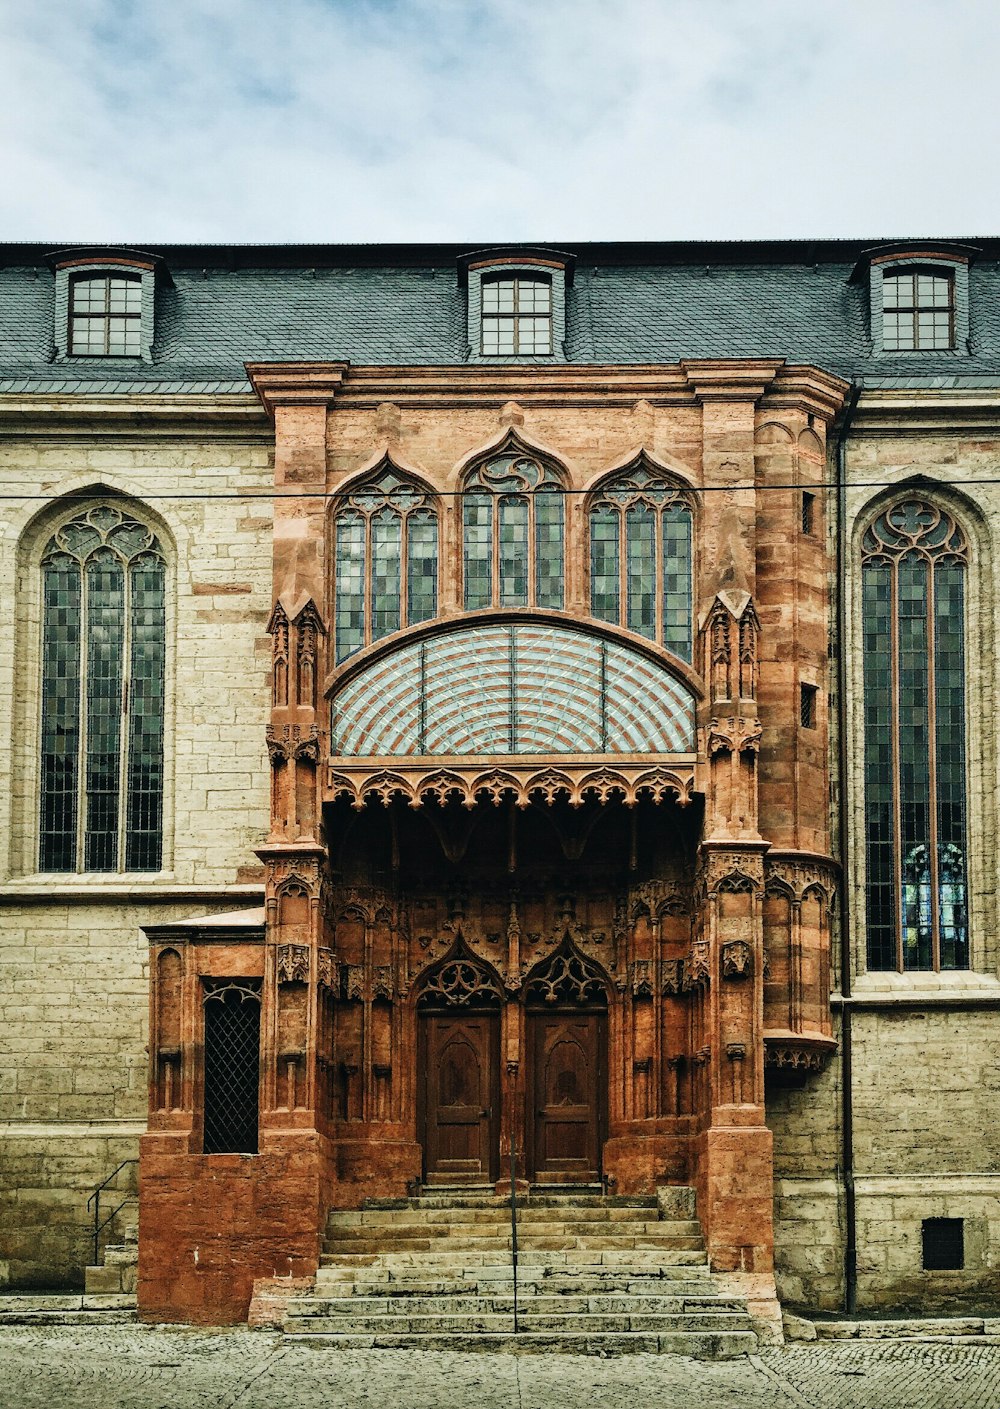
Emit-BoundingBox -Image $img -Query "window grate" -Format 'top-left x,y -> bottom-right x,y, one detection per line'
800,684 -> 817,729
203,981 -> 261,1154
802,492 -> 816,536
922,1217 -> 964,1270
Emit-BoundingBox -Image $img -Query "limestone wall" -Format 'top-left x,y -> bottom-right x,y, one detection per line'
0,405 -> 272,1285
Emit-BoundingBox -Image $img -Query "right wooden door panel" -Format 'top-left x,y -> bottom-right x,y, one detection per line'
530,1010 -> 605,1183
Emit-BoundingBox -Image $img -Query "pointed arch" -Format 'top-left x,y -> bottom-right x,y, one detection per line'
524,936 -> 610,1006
35,497 -> 168,873
415,935 -> 505,1008
585,454 -> 695,662
330,456 -> 440,664
460,431 -> 567,612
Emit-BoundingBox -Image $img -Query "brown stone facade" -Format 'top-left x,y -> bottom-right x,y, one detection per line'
138,358 -> 847,1323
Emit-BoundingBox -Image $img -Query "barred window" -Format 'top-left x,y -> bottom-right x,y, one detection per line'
882,269 -> 954,351
481,276 -> 552,355
39,505 -> 166,872
589,465 -> 694,661
203,981 -> 261,1155
462,450 -> 564,611
861,499 -> 969,971
332,469 -> 438,664
69,274 -> 142,356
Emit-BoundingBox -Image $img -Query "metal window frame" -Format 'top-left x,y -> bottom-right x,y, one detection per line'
68,272 -> 143,358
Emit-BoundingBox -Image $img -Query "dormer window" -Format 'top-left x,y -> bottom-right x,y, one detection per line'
47,248 -> 162,362
70,274 -> 143,356
481,276 -> 552,355
862,244 -> 974,358
882,269 -> 954,351
460,249 -> 571,363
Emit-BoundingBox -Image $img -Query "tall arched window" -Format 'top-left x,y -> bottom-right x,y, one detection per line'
462,450 -> 565,611
333,469 -> 439,664
39,504 -> 166,872
588,465 -> 693,661
861,499 -> 969,971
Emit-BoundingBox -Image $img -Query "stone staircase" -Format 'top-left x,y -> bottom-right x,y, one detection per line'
282,1188 -> 759,1356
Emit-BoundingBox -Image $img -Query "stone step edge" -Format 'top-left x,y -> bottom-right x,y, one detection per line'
283,1329 -> 757,1357
802,1316 -> 1000,1341
0,1295 -> 136,1313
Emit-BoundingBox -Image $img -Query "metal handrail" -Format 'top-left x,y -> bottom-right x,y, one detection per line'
86,1158 -> 138,1266
508,1144 -> 519,1333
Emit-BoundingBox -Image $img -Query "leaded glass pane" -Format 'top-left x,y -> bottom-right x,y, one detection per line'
407,512 -> 438,625
662,505 -> 692,662
862,499 -> 969,973
534,490 -> 564,610
83,551 -> 124,871
126,555 -> 165,871
499,497 -> 529,606
862,560 -> 895,969
371,508 -> 402,642
934,561 -> 968,968
626,504 -> 656,639
334,512 -> 366,663
464,493 -> 493,609
590,507 -> 619,624
40,558 -> 81,871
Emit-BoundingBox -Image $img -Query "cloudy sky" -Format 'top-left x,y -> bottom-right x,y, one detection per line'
1,0 -> 996,243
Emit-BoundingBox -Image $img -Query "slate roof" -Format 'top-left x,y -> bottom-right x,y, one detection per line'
3,239 -> 1000,393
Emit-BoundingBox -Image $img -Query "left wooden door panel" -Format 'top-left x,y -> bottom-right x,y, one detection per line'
420,1011 -> 499,1184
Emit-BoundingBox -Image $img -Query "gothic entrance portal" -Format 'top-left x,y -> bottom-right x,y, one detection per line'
417,958 -> 502,1185
526,949 -> 608,1183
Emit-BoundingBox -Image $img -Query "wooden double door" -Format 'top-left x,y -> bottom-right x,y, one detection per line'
420,1006 -> 606,1185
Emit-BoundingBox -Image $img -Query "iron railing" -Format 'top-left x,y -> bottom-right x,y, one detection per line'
86,1158 -> 138,1266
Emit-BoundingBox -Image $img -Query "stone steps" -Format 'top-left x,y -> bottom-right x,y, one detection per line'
0,1294 -> 137,1326
283,1330 -> 758,1357
283,1186 -> 757,1357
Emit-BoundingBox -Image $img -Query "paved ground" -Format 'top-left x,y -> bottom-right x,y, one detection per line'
1,1326 -> 999,1409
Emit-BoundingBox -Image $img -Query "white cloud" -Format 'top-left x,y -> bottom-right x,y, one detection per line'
0,0 -> 996,241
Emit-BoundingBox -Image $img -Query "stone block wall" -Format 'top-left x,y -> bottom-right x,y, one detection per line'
0,409 -> 272,1286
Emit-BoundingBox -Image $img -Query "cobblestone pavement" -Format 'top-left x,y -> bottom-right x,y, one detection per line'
1,1327 -> 999,1409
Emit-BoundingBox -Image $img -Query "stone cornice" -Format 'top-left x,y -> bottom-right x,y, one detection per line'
761,366 -> 851,422
0,393 -> 267,437
245,361 -> 351,419
851,385 -> 1000,433
680,358 -> 785,402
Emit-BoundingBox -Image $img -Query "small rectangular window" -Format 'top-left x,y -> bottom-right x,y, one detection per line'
800,684 -> 818,729
922,1217 -> 964,1270
69,274 -> 142,357
882,270 -> 955,351
801,492 -> 816,536
481,276 -> 552,355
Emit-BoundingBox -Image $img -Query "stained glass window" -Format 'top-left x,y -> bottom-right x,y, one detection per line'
588,465 -> 693,661
462,450 -> 565,611
861,499 -> 968,971
69,274 -> 142,357
40,505 -> 165,872
332,468 -> 439,664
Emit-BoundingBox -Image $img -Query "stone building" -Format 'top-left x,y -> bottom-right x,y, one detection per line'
0,239 -> 997,1327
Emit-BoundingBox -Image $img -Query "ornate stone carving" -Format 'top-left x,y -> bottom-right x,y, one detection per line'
416,957 -> 503,1007
661,958 -> 686,995
698,849 -> 765,897
764,1036 -> 837,1074
373,965 -> 393,1000
276,943 -> 310,984
526,947 -> 607,1005
726,1042 -> 747,1061
721,939 -> 752,979
630,960 -> 654,997
266,722 -> 321,764
317,948 -> 336,991
687,939 -> 711,988
326,760 -> 695,811
707,716 -> 763,757
343,964 -> 365,1002
764,854 -> 838,909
